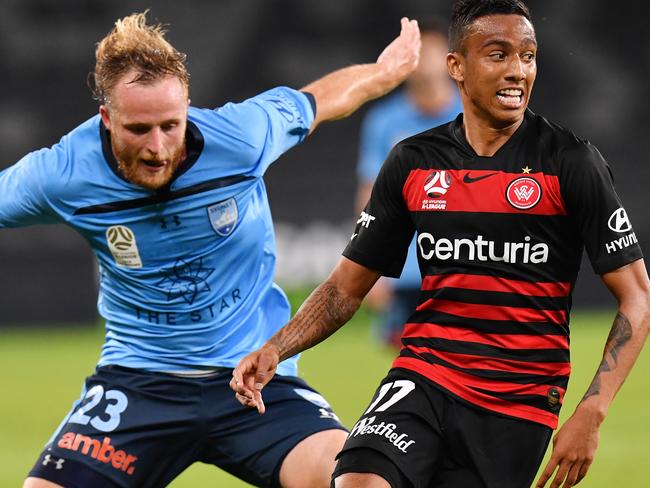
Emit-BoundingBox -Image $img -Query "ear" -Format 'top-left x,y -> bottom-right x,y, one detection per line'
447,52 -> 464,82
99,105 -> 111,130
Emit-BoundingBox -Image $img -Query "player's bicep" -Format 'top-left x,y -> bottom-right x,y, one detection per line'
329,256 -> 382,302
600,259 -> 649,306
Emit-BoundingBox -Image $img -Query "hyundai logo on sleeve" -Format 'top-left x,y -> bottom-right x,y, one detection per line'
607,208 -> 632,233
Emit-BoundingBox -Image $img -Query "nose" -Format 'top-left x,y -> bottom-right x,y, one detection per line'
505,56 -> 526,82
145,128 -> 164,155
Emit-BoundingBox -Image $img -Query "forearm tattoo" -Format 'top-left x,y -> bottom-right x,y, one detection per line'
581,311 -> 633,402
269,281 -> 361,361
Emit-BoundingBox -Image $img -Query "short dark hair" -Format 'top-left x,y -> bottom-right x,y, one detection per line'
449,0 -> 532,53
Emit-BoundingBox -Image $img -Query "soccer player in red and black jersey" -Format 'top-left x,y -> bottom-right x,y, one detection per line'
231,1 -> 650,487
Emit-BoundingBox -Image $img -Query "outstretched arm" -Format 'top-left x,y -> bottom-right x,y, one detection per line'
303,17 -> 420,133
230,257 -> 381,413
537,259 -> 650,488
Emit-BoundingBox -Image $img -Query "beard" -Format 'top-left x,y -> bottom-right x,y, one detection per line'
113,139 -> 186,191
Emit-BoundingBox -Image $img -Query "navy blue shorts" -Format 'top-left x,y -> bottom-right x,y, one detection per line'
333,368 -> 552,488
29,365 -> 345,487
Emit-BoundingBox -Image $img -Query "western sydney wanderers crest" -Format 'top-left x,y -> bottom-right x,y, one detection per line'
506,177 -> 542,210
208,198 -> 238,236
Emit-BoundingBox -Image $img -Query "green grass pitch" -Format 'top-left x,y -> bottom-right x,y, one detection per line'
0,297 -> 647,487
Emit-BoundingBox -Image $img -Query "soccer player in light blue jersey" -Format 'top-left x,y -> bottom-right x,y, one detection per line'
4,12 -> 421,488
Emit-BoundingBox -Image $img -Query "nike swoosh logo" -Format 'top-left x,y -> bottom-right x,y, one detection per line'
463,172 -> 499,184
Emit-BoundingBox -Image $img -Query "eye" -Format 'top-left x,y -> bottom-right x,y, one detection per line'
126,125 -> 150,135
161,123 -> 179,132
489,51 -> 506,61
522,52 -> 536,62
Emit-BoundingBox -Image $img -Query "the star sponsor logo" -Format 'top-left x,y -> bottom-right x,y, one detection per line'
106,225 -> 143,268
506,176 -> 542,210
156,257 -> 215,304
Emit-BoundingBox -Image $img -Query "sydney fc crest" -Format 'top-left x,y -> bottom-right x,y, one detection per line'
208,198 -> 238,236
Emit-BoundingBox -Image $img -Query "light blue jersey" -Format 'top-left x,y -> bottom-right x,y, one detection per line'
0,87 -> 314,375
357,89 -> 462,289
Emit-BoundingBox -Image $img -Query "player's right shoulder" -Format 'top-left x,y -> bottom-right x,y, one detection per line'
24,115 -> 103,190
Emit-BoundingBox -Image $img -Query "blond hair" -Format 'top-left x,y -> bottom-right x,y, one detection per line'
92,11 -> 189,104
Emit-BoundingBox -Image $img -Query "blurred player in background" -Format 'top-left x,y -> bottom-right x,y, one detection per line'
355,17 -> 462,348
233,0 -> 649,487
0,11 -> 420,488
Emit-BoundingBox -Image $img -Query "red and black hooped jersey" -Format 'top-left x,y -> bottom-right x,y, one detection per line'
343,109 -> 643,428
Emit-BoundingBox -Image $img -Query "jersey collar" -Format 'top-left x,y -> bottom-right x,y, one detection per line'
99,119 -> 205,192
450,109 -> 533,159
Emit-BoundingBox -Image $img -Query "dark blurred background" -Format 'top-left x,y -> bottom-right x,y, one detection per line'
1,0 -> 648,325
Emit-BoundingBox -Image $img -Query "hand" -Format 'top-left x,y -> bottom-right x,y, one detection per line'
229,344 -> 280,414
536,407 -> 601,488
376,17 -> 421,84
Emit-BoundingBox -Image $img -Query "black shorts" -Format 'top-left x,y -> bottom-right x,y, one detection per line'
29,365 -> 345,488
333,368 -> 552,488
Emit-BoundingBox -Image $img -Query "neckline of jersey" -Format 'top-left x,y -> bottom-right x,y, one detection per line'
450,109 -> 532,160
99,119 -> 206,193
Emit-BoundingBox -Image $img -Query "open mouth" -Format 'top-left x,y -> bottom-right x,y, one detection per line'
496,88 -> 524,108
141,159 -> 167,170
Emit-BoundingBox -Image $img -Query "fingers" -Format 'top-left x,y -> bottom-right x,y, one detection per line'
230,348 -> 279,414
376,18 -> 421,78
229,367 -> 244,393
537,457 -> 558,488
231,373 -> 266,413
397,17 -> 421,54
229,362 -> 252,396
399,17 -> 420,39
561,462 -> 584,488
549,460 -> 572,488
252,387 -> 266,415
537,458 -> 592,488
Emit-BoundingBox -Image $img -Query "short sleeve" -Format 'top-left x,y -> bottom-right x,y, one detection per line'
208,87 -> 315,176
343,145 -> 415,277
559,141 -> 642,274
0,147 -> 62,228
